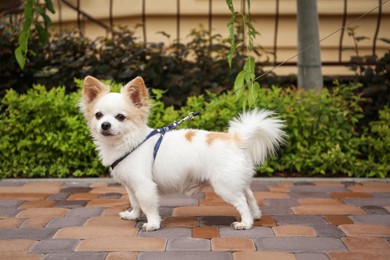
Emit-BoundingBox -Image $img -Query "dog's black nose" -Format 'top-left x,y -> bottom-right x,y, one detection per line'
101,122 -> 111,130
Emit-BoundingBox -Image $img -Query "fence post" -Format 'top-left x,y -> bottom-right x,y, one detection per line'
296,0 -> 323,91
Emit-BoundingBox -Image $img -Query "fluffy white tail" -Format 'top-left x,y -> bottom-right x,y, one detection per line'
228,109 -> 286,165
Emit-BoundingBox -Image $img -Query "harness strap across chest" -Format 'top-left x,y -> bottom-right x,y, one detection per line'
110,112 -> 199,171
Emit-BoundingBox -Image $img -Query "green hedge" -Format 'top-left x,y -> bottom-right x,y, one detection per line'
0,81 -> 389,178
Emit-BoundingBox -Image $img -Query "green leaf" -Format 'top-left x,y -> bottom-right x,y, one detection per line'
233,70 -> 245,99
45,0 -> 56,13
226,0 -> 235,13
35,22 -> 48,44
14,47 -> 26,69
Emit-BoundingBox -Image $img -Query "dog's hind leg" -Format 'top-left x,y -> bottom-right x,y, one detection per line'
120,186 -> 142,221
212,185 -> 254,230
245,187 -> 262,220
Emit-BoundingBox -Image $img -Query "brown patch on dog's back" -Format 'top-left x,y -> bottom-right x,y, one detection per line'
185,130 -> 197,142
206,132 -> 241,145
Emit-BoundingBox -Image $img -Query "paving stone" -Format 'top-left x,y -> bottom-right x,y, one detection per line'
29,238 -> 79,253
173,206 -> 239,217
18,200 -> 56,209
0,239 -> 37,252
254,215 -> 276,227
54,226 -> 139,239
193,226 -> 220,238
272,225 -> 316,237
0,200 -> 24,208
0,228 -> 57,240
362,206 -> 389,214
291,204 -> 365,215
295,253 -> 329,260
137,252 -> 232,260
269,186 -> 290,193
373,192 -> 390,198
347,182 -> 390,193
138,227 -> 192,238
328,251 -> 390,260
47,192 -> 70,201
45,216 -> 88,228
211,237 -> 256,251
160,207 -> 174,217
343,198 -> 390,207
166,238 -> 210,251
298,198 -> 342,205
66,207 -> 103,218
84,216 -> 136,227
89,186 -> 126,194
289,192 -> 330,199
86,198 -> 128,208
105,252 -> 137,260
16,208 -> 68,218
60,187 -> 92,193
339,224 -> 390,237
55,200 -> 88,209
0,217 -> 24,228
200,199 -> 232,207
233,251 -> 296,260
294,182 -> 315,186
101,207 -> 128,216
289,186 -> 348,193
311,224 -> 345,237
0,207 -> 20,217
43,252 -> 107,260
219,226 -> 274,238
261,206 -> 293,215
250,182 -> 271,191
76,237 -> 166,252
331,192 -> 373,199
314,181 -> 345,187
254,237 -> 347,252
0,193 -> 48,201
162,216 -> 199,228
275,215 -> 328,226
324,215 -> 353,226
0,180 -> 25,186
200,216 -> 238,226
341,237 -> 390,251
265,198 -> 299,207
67,193 -> 99,200
1,252 -> 43,260
253,191 -> 289,199
20,217 -> 52,228
350,215 -> 390,225
0,182 -> 62,194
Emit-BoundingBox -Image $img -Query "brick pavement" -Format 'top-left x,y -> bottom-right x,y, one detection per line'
0,178 -> 390,259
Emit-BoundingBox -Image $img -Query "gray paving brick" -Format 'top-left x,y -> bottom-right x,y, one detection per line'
42,252 -> 107,260
45,217 -> 88,228
166,238 -> 210,251
343,198 -> 390,207
47,192 -> 70,201
311,225 -> 345,237
0,207 -> 20,217
66,207 -> 103,218
55,200 -> 87,209
361,206 -> 390,215
138,252 -> 232,260
350,215 -> 390,225
250,182 -> 271,191
295,252 -> 330,260
1,228 -> 57,240
289,192 -> 330,199
98,192 -> 122,199
29,238 -> 79,253
138,227 -> 192,238
289,186 -> 348,193
0,200 -> 24,208
60,187 -> 91,193
265,198 -> 299,207
261,206 -> 293,215
254,237 -> 347,252
219,226 -> 274,238
275,215 -> 328,225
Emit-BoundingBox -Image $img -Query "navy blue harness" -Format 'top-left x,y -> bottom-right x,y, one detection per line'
110,112 -> 199,170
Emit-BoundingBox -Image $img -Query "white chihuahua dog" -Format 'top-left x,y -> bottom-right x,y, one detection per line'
80,76 -> 285,231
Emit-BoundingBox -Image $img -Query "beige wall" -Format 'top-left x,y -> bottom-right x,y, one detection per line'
49,0 -> 390,75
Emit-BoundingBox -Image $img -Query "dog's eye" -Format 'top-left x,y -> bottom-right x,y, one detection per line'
115,114 -> 126,121
95,112 -> 103,120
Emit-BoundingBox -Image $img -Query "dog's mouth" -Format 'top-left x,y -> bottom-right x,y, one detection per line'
101,131 -> 115,137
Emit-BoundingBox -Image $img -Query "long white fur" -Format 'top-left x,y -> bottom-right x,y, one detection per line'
81,76 -> 286,231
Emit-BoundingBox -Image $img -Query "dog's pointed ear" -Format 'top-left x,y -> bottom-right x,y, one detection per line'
121,76 -> 149,108
82,76 -> 110,103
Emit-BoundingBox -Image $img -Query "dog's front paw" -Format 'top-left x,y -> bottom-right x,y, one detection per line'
231,222 -> 252,230
119,210 -> 139,220
142,223 -> 160,231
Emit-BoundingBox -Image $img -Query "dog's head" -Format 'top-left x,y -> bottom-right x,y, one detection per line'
80,76 -> 150,141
